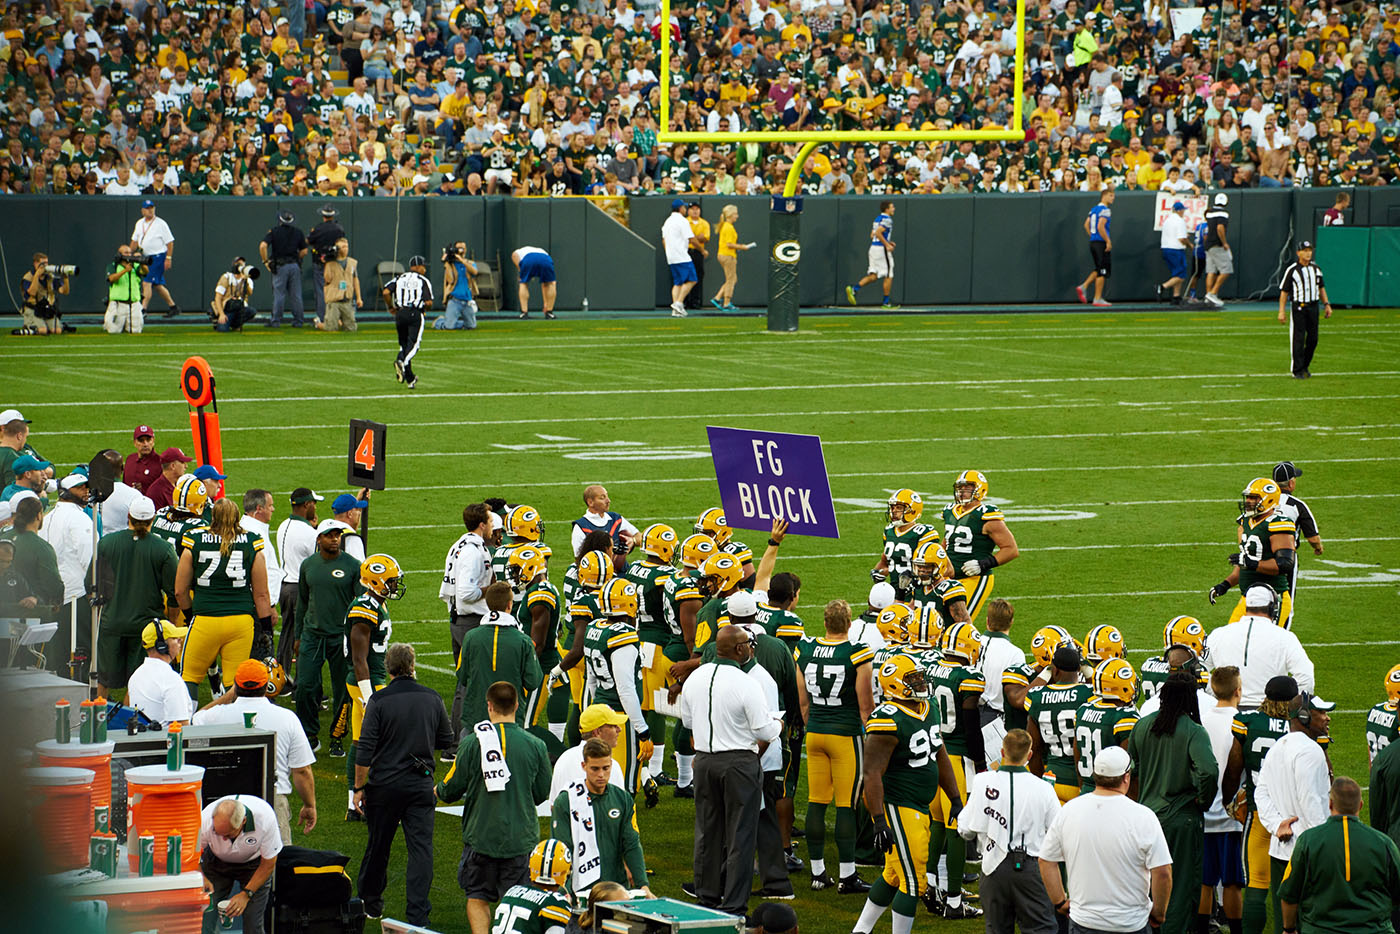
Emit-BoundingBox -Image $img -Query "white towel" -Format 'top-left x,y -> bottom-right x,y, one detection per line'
475,720 -> 511,792
567,779 -> 603,890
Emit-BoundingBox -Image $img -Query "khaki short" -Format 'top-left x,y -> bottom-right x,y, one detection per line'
1206,246 -> 1234,275
324,301 -> 357,331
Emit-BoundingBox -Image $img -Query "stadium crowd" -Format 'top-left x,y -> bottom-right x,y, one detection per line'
1,0 -> 1398,197
5,408 -> 1400,934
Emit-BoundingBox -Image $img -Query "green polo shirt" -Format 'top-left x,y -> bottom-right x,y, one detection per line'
1279,815 -> 1400,934
95,528 -> 178,635
436,721 -> 551,858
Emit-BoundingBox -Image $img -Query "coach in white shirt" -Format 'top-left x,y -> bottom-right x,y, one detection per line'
39,473 -> 94,654
680,625 -> 782,916
239,488 -> 282,593
960,728 -> 1060,934
195,659 -> 317,844
445,503 -> 494,741
1255,692 -> 1333,862
198,794 -> 282,934
1039,746 -> 1173,932
274,487 -> 322,661
1205,586 -> 1314,708
126,620 -> 193,727
977,598 -> 1026,752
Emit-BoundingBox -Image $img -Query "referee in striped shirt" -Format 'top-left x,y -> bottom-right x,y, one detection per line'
1278,241 -> 1332,380
384,256 -> 433,390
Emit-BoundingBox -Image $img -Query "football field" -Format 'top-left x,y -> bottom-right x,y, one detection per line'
10,308 -> 1400,934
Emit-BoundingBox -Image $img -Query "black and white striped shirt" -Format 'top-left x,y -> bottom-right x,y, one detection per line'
1281,262 -> 1324,304
387,272 -> 433,310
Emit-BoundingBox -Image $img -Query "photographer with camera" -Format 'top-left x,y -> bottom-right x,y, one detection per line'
210,258 -> 261,332
321,238 -> 362,332
106,245 -> 148,334
435,240 -> 479,330
259,210 -> 309,328
307,205 -> 346,325
18,252 -> 72,336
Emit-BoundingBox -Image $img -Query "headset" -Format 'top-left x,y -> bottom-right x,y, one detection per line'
1163,644 -> 1209,682
1244,584 -> 1281,624
151,618 -> 169,657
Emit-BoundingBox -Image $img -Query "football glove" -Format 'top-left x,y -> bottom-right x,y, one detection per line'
1208,580 -> 1232,605
961,556 -> 996,577
637,731 -> 654,763
1242,555 -> 1259,571
547,665 -> 567,689
870,568 -> 888,583
893,571 -> 914,602
1227,552 -> 1241,566
871,817 -> 895,855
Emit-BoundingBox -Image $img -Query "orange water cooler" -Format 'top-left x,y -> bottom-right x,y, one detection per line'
35,739 -> 115,807
123,764 -> 205,873
26,766 -> 95,873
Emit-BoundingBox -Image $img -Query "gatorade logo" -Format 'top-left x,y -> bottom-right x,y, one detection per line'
772,240 -> 801,264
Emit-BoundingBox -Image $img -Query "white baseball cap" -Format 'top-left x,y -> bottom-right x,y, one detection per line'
0,409 -> 29,424
1213,192 -> 1228,206
316,518 -> 353,536
128,496 -> 156,521
1244,585 -> 1277,607
868,581 -> 896,610
60,473 -> 88,491
727,591 -> 758,618
1093,746 -> 1131,778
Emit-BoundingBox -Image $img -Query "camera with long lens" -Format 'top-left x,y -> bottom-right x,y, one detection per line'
233,260 -> 262,280
45,264 -> 78,276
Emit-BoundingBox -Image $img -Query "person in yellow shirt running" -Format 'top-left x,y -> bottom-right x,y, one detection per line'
709,204 -> 755,311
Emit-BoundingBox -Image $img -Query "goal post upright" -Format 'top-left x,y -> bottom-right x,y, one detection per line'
657,0 -> 1028,330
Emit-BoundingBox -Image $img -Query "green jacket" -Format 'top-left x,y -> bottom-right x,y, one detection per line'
1279,815 -> 1400,934
549,782 -> 646,892
436,721 -> 551,858
1127,710 -> 1218,821
95,528 -> 177,635
457,615 -> 543,728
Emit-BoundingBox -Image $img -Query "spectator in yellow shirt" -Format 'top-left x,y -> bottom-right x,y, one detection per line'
270,18 -> 302,58
709,204 -> 754,311
316,146 -> 353,195
1123,137 -> 1152,176
1136,152 -> 1167,190
781,15 -> 813,45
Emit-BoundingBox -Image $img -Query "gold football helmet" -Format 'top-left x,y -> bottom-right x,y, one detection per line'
1239,478 -> 1281,519
1030,625 -> 1074,669
1093,659 -> 1137,705
505,505 -> 544,541
1385,664 -> 1400,704
1164,615 -> 1206,656
679,534 -> 717,571
360,554 -> 405,600
697,553 -> 743,597
911,605 -> 943,650
887,489 -> 924,525
694,507 -> 732,545
953,470 -> 989,506
876,604 -> 914,646
263,657 -> 289,697
912,541 -> 953,582
529,838 -> 572,888
940,621 -> 982,665
877,654 -> 930,700
173,474 -> 209,515
507,546 -> 548,587
641,523 -> 679,564
1085,624 -> 1126,664
577,550 -> 615,590
600,578 -> 640,620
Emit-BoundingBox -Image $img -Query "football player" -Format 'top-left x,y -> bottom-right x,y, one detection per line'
1208,479 -> 1298,628
1074,659 -> 1141,794
694,507 -> 755,586
1002,625 -> 1072,733
921,622 -> 986,920
663,534 -> 716,660
794,599 -> 876,894
754,572 -> 805,649
853,655 -> 966,934
907,542 -> 971,630
690,552 -> 746,652
1141,616 -> 1206,705
344,553 -> 401,820
492,839 -> 574,934
508,546 -> 563,733
871,489 -> 941,593
1026,642 -> 1093,804
582,578 -> 651,795
551,548 -> 614,747
1083,624 -> 1126,666
942,471 -> 1019,622
153,474 -> 210,624
492,505 -> 552,606
1367,664 -> 1400,766
623,524 -> 680,783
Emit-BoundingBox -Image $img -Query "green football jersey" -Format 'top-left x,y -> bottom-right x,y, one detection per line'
1231,710 -> 1289,810
518,578 -> 562,669
941,502 -> 1005,567
181,528 -> 263,616
492,881 -> 572,934
1367,701 -> 1400,765
661,569 -> 704,645
1001,662 -> 1038,732
925,660 -> 986,755
563,589 -> 602,659
153,509 -> 205,554
1074,698 -> 1141,791
1026,682 -> 1093,786
344,593 -> 392,686
561,565 -> 583,607
794,637 -> 874,737
909,578 -> 968,630
872,646 -> 923,704
1237,513 -> 1296,592
881,522 -> 940,579
623,559 -> 674,645
583,619 -> 641,711
865,699 -> 943,809
491,540 -> 550,607
1139,656 -> 1171,703
754,601 -> 804,647
721,538 -> 753,567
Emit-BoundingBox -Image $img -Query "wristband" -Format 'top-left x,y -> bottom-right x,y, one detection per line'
768,538 -> 781,547
1056,900 -> 1069,910
636,729 -> 651,742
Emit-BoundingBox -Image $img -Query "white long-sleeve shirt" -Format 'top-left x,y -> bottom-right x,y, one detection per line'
978,631 -> 1026,712
240,514 -> 282,595
1255,730 -> 1330,860
679,659 -> 781,753
608,643 -> 647,735
38,500 -> 93,601
448,532 -> 491,616
1205,615 -> 1314,708
276,515 -> 318,585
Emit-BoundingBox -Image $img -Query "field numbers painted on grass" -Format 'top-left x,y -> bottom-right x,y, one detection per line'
490,434 -> 709,461
832,491 -> 1097,523
1300,559 -> 1400,586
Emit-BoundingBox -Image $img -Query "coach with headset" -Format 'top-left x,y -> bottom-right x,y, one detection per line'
1205,585 -> 1314,710
126,619 -> 193,727
259,211 -> 309,328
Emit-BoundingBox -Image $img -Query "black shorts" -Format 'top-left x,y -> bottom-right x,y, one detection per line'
457,844 -> 529,901
1090,241 -> 1111,277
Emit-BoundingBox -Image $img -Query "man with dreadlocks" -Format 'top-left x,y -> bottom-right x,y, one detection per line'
1127,672 -> 1220,934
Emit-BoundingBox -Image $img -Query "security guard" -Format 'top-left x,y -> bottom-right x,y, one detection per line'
307,205 -> 346,324
258,210 -> 308,327
1280,776 -> 1400,934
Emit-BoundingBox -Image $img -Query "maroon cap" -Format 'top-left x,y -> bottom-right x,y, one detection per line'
134,424 -> 154,440
159,447 -> 193,464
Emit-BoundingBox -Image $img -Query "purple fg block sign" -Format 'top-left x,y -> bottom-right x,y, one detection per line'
706,427 -> 839,539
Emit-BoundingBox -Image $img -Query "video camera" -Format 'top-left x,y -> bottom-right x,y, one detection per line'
44,264 -> 78,276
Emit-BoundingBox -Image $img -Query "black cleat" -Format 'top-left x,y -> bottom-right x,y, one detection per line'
328,739 -> 345,758
921,886 -> 945,915
679,882 -> 698,899
942,901 -> 984,920
784,849 -> 804,873
810,871 -> 837,891
643,778 -> 659,809
838,874 -> 871,895
394,359 -> 404,382
673,784 -> 694,799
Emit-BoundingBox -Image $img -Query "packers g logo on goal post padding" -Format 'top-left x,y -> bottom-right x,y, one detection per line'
772,240 -> 801,264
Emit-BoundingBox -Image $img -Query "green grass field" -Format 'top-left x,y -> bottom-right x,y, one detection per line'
9,309 -> 1400,934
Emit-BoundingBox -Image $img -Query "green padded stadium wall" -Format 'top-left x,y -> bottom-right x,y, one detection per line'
1315,228 -> 1371,306
1366,228 -> 1400,307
